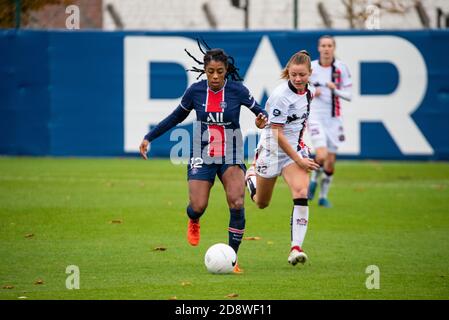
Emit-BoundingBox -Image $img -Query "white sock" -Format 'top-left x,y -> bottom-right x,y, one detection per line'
319,171 -> 333,199
310,166 -> 322,183
246,175 -> 257,201
291,199 -> 309,248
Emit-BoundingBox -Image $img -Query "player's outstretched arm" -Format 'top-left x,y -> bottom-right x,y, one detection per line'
139,106 -> 191,160
327,82 -> 352,101
239,83 -> 268,124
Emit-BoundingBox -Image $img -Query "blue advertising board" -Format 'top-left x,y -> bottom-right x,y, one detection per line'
0,30 -> 448,159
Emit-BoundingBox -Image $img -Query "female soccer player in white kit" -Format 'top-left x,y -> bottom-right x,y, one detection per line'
307,35 -> 352,208
246,50 -> 320,266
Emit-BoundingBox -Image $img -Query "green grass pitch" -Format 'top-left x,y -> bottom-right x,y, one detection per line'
0,157 -> 448,300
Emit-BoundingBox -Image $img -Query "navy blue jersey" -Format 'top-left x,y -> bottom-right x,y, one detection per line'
179,79 -> 262,164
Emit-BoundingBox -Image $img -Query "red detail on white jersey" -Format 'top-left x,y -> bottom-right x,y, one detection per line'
333,69 -> 342,117
296,88 -> 312,150
206,89 -> 225,157
334,96 -> 341,117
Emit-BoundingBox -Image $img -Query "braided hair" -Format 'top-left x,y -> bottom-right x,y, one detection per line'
185,38 -> 243,81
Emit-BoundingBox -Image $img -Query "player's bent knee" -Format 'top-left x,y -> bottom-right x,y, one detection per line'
323,164 -> 335,174
255,200 -> 270,209
315,155 -> 327,165
292,189 -> 308,199
190,202 -> 208,213
228,198 -> 244,210
315,151 -> 328,165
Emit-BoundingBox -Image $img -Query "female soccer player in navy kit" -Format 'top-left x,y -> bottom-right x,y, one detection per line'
246,50 -> 320,266
139,45 -> 267,273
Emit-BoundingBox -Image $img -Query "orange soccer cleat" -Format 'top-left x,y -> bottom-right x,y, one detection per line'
233,263 -> 244,274
187,219 -> 200,246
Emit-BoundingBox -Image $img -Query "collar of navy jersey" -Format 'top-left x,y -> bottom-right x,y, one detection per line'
288,80 -> 308,95
207,79 -> 227,93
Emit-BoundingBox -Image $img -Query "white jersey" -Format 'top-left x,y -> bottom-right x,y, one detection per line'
309,59 -> 352,120
259,81 -> 314,151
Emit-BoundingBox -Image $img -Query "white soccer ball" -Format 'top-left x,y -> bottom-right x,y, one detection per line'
204,243 -> 237,274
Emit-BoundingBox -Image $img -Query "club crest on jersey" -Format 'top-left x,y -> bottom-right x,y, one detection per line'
220,101 -> 227,109
273,109 -> 281,116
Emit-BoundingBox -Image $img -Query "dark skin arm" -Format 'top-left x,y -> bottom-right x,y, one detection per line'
255,113 -> 268,128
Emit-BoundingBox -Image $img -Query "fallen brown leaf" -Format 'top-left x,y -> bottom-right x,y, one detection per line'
3,285 -> 14,289
109,219 -> 123,224
243,236 -> 261,240
181,281 -> 191,286
153,247 -> 167,251
24,233 -> 34,238
226,293 -> 239,298
168,296 -> 177,300
34,279 -> 44,285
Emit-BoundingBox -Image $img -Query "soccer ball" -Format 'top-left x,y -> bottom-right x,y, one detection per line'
204,243 -> 237,274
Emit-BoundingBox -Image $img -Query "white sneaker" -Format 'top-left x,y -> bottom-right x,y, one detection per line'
288,246 -> 308,266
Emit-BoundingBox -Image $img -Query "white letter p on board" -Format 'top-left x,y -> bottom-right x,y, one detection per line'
335,35 -> 433,156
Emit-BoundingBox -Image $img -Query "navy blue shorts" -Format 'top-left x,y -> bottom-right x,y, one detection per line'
187,162 -> 246,184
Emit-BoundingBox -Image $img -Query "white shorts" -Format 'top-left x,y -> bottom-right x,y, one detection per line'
308,117 -> 345,154
255,144 -> 310,179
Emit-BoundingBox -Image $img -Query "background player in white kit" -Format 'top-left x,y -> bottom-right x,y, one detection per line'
246,50 -> 320,266
307,35 -> 352,208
